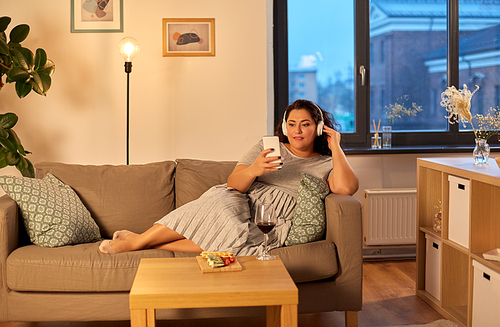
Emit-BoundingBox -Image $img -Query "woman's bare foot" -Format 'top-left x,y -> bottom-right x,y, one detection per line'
98,240 -> 119,254
112,230 -> 135,241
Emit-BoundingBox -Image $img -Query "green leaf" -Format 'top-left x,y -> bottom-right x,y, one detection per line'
9,24 -> 29,43
0,150 -> 7,169
15,80 -> 31,98
0,112 -> 18,129
17,156 -> 28,172
7,128 -> 19,146
0,52 -> 12,71
34,48 -> 47,70
17,143 -> 26,156
32,72 -> 51,95
8,42 -> 20,50
12,47 -> 33,70
31,71 -> 44,95
9,130 -> 26,155
20,158 -> 34,178
37,59 -> 55,77
0,127 -> 8,139
0,17 -> 11,33
7,66 -> 29,82
5,151 -> 19,165
0,137 -> 16,153
0,38 -> 8,55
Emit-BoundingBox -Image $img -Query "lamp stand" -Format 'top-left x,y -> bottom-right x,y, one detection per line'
125,62 -> 132,165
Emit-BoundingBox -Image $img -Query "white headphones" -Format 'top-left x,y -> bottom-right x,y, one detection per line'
282,102 -> 325,136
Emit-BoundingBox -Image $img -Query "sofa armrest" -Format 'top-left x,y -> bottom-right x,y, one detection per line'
0,194 -> 20,320
324,193 -> 363,305
0,195 -> 19,262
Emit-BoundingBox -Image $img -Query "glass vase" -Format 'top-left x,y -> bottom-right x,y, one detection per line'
382,126 -> 392,148
473,138 -> 490,164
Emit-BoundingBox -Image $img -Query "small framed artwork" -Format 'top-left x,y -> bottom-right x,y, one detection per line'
162,18 -> 215,57
71,0 -> 123,33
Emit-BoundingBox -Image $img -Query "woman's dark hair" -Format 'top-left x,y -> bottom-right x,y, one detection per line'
275,99 -> 341,156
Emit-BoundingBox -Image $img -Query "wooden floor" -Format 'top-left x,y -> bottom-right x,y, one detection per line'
0,260 -> 443,327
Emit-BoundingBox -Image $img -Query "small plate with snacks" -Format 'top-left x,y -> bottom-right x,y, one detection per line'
196,251 -> 242,273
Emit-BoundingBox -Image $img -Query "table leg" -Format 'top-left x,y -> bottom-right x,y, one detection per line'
130,309 -> 147,327
266,305 -> 297,327
146,309 -> 156,327
130,309 -> 156,327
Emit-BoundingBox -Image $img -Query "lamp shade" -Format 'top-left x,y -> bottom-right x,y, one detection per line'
118,37 -> 140,62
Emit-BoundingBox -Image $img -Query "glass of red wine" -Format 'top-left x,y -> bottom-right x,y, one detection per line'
255,202 -> 277,260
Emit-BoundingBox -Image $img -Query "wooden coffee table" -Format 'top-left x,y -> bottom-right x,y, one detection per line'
129,256 -> 298,327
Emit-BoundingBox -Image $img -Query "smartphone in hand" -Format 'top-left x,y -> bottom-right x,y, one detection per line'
263,136 -> 282,167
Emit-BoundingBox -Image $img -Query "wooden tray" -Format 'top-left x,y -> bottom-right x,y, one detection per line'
196,256 -> 243,273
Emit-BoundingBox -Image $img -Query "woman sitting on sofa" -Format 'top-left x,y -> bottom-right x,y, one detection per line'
99,99 -> 358,255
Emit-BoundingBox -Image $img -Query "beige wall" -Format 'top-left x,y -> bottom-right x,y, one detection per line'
0,1 -> 472,203
0,0 -> 272,166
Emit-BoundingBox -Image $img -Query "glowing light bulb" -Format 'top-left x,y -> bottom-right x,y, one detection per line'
118,37 -> 140,62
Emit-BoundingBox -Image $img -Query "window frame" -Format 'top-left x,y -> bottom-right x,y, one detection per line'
274,0 -> 499,151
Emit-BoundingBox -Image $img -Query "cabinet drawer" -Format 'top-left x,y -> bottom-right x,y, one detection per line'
448,175 -> 469,248
425,234 -> 441,301
472,260 -> 500,327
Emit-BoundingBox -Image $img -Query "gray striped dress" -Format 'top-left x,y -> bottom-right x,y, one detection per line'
155,141 -> 333,256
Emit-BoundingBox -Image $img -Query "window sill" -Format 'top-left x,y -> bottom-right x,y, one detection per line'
344,145 -> 500,155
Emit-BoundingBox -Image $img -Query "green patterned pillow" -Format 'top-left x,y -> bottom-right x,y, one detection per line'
285,173 -> 329,246
0,174 -> 101,247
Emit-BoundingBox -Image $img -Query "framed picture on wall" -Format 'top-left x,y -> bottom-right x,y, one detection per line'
71,0 -> 123,33
162,18 -> 215,57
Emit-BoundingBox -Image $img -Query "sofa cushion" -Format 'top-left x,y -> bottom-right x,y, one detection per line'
270,240 -> 338,283
0,174 -> 101,247
6,242 -> 176,292
285,173 -> 330,246
35,161 -> 176,239
175,159 -> 237,208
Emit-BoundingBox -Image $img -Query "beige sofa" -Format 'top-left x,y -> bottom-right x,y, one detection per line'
0,159 -> 362,326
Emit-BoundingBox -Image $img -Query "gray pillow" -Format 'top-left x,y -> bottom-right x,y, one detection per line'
285,173 -> 329,246
0,173 -> 101,247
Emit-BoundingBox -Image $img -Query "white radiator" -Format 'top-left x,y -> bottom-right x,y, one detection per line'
363,188 -> 417,246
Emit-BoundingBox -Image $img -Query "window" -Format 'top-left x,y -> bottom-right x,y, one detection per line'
495,85 -> 500,106
284,0 -> 355,133
459,3 -> 500,136
380,39 -> 384,64
370,42 -> 374,66
380,89 -> 385,112
371,0 -> 448,134
274,0 -> 500,149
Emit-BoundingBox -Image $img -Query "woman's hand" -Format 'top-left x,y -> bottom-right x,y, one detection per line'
322,125 -> 341,150
248,148 -> 283,176
322,125 -> 359,196
226,149 -> 282,193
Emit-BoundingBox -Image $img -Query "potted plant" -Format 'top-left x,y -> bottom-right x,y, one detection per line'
0,16 -> 56,177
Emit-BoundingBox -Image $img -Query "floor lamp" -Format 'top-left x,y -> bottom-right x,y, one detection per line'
118,37 -> 140,165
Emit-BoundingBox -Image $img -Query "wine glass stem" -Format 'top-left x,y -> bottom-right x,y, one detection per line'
263,233 -> 268,255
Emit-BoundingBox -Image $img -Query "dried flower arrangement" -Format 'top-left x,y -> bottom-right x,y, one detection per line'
441,84 -> 500,140
475,107 -> 500,140
385,95 -> 423,125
